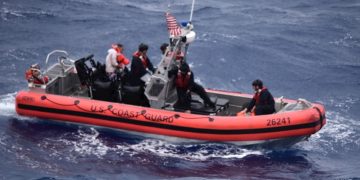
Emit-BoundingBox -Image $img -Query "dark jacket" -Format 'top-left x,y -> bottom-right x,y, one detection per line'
129,54 -> 154,86
246,88 -> 275,115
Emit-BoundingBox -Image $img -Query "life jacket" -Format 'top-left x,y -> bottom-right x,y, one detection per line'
33,75 -> 49,84
253,87 -> 268,105
133,51 -> 148,68
113,47 -> 129,68
175,71 -> 191,89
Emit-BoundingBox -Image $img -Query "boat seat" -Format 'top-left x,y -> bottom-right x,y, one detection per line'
74,54 -> 96,87
174,95 -> 229,115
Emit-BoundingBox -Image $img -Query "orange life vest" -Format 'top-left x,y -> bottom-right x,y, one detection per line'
113,47 -> 129,67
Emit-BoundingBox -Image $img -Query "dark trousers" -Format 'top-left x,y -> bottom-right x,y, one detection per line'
191,82 -> 213,106
175,83 -> 214,110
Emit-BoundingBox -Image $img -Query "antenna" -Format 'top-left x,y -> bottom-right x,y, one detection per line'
189,0 -> 196,22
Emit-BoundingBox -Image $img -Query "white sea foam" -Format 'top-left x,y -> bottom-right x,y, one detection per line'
301,106 -> 360,154
0,92 -> 35,121
119,139 -> 263,161
55,128 -> 263,161
330,33 -> 359,48
0,7 -> 24,21
0,93 -> 17,117
70,128 -> 114,158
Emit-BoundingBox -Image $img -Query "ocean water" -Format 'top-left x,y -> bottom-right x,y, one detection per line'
1,0 -> 360,179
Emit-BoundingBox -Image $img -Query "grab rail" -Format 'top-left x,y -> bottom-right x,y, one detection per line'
44,50 -> 69,74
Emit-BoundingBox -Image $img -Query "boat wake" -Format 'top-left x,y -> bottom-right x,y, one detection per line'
0,93 -> 35,121
0,93 -> 17,117
50,128 -> 264,162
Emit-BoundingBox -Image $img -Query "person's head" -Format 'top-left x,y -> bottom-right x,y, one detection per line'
117,43 -> 123,52
138,43 -> 149,54
160,43 -> 169,55
32,69 -> 40,77
179,62 -> 190,75
112,43 -> 123,52
252,79 -> 263,91
31,64 -> 41,77
31,63 -> 40,69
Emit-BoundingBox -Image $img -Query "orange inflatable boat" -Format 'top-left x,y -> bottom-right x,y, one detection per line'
16,89 -> 325,144
16,47 -> 326,147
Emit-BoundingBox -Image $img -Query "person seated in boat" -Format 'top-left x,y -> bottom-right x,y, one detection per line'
105,43 -> 130,81
25,64 -> 49,85
168,62 -> 215,111
240,79 -> 275,116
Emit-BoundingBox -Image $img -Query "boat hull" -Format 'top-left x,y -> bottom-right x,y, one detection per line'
15,90 -> 326,144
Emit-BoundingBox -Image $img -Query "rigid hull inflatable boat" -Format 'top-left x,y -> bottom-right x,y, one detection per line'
15,52 -> 326,147
15,10 -> 326,147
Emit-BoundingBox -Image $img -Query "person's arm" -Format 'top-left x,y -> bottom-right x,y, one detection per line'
110,52 -> 119,67
117,54 -> 130,66
146,57 -> 155,73
188,72 -> 195,90
246,98 -> 256,113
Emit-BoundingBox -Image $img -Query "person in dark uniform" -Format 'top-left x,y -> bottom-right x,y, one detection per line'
169,62 -> 215,111
126,43 -> 155,106
242,79 -> 275,115
129,43 -> 155,86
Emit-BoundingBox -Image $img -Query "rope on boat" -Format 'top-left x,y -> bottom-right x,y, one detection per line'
41,95 -> 215,122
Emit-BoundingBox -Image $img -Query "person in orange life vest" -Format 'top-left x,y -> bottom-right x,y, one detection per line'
105,43 -> 130,80
25,64 -> 49,84
129,43 -> 155,86
168,62 -> 215,110
242,79 -> 275,115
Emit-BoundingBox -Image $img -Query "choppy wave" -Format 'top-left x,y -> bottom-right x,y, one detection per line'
301,96 -> 360,155
0,7 -> 24,21
330,32 -> 360,48
0,6 -> 55,21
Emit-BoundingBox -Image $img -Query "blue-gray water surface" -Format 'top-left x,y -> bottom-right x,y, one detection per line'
1,0 -> 360,179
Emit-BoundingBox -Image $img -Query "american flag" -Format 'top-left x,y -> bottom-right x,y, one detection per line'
165,12 -> 181,37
